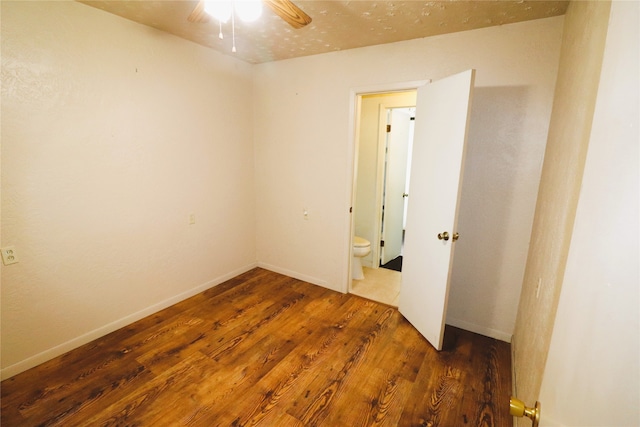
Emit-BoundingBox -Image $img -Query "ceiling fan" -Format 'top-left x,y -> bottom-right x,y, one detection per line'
187,0 -> 312,29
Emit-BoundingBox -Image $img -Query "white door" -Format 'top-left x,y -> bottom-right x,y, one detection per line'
399,69 -> 475,351
380,108 -> 412,265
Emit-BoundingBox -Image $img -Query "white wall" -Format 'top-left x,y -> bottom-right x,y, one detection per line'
253,16 -> 563,341
1,1 -> 257,378
538,2 -> 639,425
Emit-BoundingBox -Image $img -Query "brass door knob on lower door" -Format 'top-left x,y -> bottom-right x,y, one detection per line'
510,397 -> 540,427
437,231 -> 449,241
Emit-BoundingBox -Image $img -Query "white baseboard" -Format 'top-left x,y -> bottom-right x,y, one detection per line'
257,262 -> 331,291
446,317 -> 513,343
0,262 -> 258,380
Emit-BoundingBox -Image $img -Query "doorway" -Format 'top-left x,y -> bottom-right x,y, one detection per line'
348,70 -> 475,352
350,91 -> 416,306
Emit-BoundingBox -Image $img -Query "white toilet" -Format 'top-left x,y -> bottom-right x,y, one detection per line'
352,236 -> 371,280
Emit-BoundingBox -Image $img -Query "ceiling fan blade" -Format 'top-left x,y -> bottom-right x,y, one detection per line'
263,0 -> 312,29
187,1 -> 210,23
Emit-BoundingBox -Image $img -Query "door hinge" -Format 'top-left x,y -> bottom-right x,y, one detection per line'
386,124 -> 391,133
349,207 -> 353,213
380,240 -> 385,247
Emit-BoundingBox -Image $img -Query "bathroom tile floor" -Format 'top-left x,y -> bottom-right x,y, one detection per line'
350,266 -> 401,306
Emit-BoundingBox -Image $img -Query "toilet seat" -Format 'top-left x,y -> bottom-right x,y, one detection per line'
353,236 -> 370,247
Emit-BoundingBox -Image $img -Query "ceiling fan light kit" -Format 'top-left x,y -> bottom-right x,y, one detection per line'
204,1 -> 263,23
203,0 -> 263,53
233,1 -> 263,23
203,1 -> 232,23
190,0 -> 312,54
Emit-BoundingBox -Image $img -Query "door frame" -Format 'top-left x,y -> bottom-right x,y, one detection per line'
345,80 -> 429,294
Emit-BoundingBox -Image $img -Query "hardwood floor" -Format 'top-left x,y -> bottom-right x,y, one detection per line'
1,268 -> 512,426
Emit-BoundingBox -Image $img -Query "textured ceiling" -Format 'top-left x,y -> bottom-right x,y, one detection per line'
79,1 -> 569,64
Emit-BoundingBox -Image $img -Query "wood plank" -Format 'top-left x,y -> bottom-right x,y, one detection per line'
397,326 -> 511,426
286,306 -> 397,425
80,351 -> 218,425
209,296 -> 383,426
320,312 -> 424,426
397,344 -> 462,426
6,356 -> 152,426
463,329 -> 513,426
370,313 -> 431,383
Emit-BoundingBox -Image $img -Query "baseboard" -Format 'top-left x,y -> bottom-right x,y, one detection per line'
257,262 -> 330,291
446,317 -> 513,343
0,262 -> 258,380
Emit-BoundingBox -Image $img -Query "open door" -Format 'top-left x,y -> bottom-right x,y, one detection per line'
399,69 -> 475,351
380,108 -> 413,266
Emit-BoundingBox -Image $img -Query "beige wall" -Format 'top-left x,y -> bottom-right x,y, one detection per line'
1,1 -> 257,378
538,1 -> 639,425
512,0 -> 612,407
254,16 -> 563,341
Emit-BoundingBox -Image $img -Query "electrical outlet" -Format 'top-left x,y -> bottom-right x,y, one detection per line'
1,246 -> 19,265
189,213 -> 196,225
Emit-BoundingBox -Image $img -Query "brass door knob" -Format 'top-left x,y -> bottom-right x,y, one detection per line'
437,231 -> 449,241
452,232 -> 459,241
510,397 -> 540,427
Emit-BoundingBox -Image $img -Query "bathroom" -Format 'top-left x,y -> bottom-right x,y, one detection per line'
350,90 -> 416,306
